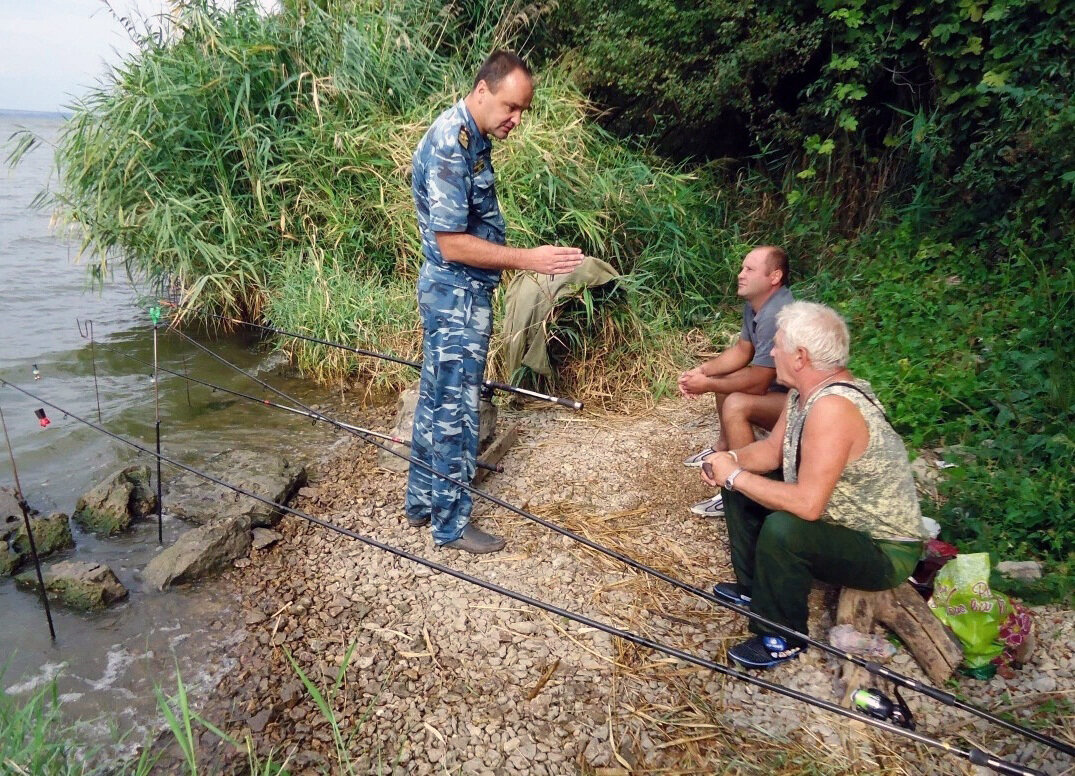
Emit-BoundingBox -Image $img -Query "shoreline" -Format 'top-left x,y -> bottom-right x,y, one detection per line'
174,399 -> 1074,774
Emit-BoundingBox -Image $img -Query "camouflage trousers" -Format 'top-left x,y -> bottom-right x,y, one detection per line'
404,261 -> 494,544
723,486 -> 920,645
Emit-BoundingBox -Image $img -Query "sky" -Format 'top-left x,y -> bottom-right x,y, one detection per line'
0,1 -> 170,113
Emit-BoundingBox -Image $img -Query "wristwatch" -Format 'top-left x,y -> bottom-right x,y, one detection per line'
725,467 -> 745,491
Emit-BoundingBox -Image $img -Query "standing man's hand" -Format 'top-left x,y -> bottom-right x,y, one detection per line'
526,245 -> 584,275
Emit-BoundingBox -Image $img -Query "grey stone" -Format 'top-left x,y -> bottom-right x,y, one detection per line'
247,708 -> 273,733
11,512 -> 74,561
166,450 -> 305,527
910,457 -> 940,488
1032,675 -> 1057,693
377,382 -> 497,472
0,541 -> 18,576
245,609 -> 268,625
15,560 -> 128,609
252,527 -> 283,550
1,487 -> 26,526
996,561 -> 1043,581
143,515 -> 252,590
73,465 -> 157,536
1,511 -> 74,577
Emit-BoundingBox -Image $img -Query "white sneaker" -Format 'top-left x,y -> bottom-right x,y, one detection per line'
683,446 -> 716,467
690,494 -> 725,517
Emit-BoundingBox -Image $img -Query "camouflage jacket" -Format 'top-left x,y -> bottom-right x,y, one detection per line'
412,99 -> 505,289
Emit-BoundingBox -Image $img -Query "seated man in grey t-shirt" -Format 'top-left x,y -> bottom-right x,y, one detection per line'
678,245 -> 794,517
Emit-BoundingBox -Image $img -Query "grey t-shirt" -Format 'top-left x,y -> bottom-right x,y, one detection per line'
740,285 -> 794,369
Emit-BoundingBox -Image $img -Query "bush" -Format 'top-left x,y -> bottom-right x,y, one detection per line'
806,224 -> 1075,563
536,0 -> 1075,234
14,0 -> 734,397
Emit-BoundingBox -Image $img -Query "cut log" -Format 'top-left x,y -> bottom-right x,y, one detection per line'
473,424 -> 519,485
836,583 -> 962,702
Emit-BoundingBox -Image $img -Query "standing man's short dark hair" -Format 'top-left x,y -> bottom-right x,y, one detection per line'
405,51 -> 582,554
473,51 -> 532,91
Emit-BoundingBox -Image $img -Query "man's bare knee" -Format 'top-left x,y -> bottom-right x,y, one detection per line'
722,392 -> 752,420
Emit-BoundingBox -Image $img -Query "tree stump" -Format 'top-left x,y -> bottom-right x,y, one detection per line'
836,583 -> 962,704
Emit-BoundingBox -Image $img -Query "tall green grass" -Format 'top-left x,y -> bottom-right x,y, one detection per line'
12,0 -> 733,399
0,670 -> 156,775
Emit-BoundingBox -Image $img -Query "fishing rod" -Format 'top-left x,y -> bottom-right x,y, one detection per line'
87,339 -> 502,474
196,312 -> 584,411
0,379 -> 1044,776
0,400 -> 57,640
150,307 -> 164,544
162,328 -> 1075,758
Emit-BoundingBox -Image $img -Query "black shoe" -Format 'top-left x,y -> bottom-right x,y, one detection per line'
441,524 -> 506,554
728,635 -> 804,669
712,582 -> 751,607
406,514 -> 430,528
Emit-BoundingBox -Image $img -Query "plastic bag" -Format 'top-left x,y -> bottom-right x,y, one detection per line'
927,552 -> 1011,678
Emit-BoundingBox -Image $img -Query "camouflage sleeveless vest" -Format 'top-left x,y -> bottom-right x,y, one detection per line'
782,379 -> 927,540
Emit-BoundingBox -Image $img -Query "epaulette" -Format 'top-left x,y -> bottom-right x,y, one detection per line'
458,126 -> 470,151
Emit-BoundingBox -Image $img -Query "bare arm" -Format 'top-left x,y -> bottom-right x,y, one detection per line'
681,364 -> 776,397
679,338 -> 768,396
436,232 -> 583,274
702,395 -> 866,520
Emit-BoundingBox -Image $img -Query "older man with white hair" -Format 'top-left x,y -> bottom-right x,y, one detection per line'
701,301 -> 927,669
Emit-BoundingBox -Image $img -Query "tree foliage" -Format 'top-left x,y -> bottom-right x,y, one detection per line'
537,0 -> 1074,234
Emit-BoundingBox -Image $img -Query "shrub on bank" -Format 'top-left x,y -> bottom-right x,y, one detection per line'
20,0 -> 731,393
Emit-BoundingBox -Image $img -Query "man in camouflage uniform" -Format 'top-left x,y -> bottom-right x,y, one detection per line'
405,51 -> 583,554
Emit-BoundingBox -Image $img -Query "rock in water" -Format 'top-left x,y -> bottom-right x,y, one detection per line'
166,450 -> 305,527
0,541 -> 19,576
1,487 -> 25,523
73,466 -> 157,536
1,506 -> 75,576
16,560 -> 128,609
143,515 -> 252,590
11,512 -> 74,559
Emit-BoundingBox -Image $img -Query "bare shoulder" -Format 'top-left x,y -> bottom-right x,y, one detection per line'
806,394 -> 867,433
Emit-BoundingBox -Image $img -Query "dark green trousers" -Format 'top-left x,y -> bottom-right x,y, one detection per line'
723,487 -> 921,646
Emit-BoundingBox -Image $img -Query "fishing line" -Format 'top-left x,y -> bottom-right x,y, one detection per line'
87,338 -> 503,475
0,400 -> 57,640
162,327 -> 1075,758
76,318 -> 103,423
197,312 -> 584,410
0,378 -> 1045,776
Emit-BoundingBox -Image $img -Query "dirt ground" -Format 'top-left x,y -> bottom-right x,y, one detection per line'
186,398 -> 1075,776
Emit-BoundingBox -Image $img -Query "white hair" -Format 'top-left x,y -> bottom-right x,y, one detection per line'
776,301 -> 850,370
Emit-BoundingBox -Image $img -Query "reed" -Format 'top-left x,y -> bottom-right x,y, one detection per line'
14,0 -> 730,402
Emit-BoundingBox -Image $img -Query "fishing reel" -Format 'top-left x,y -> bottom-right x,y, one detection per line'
852,686 -> 915,730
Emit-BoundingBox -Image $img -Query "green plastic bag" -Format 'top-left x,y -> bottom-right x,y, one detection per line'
927,553 -> 1011,674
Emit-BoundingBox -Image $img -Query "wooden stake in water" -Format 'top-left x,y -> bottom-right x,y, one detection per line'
0,401 -> 57,641
150,306 -> 164,545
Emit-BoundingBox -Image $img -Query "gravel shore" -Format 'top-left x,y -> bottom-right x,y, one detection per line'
194,399 -> 1074,775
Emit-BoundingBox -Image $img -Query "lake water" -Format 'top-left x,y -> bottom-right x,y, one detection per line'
0,111 -> 348,759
